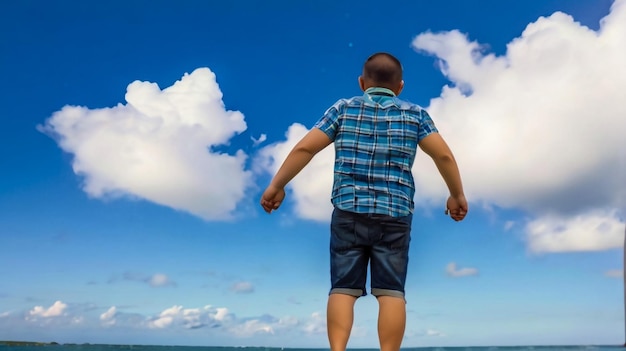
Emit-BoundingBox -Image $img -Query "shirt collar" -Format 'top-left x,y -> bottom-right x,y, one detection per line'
364,87 -> 396,97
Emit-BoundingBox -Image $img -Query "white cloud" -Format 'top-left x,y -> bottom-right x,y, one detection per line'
215,307 -> 229,321
39,68 -> 252,221
409,2 -> 626,215
149,273 -> 175,287
144,305 -> 306,337
278,315 -> 299,327
148,305 -> 231,330
147,305 -> 326,338
111,271 -> 176,287
151,315 -> 174,329
229,319 -> 275,337
231,281 -> 255,294
406,327 -> 447,338
257,123 -> 335,221
446,262 -> 479,277
302,311 -> 326,335
526,210 -> 624,253
100,306 -> 117,326
181,308 -> 205,329
28,300 -> 67,318
251,133 -> 267,146
426,328 -> 446,337
7,299 -> 324,341
149,305 -> 184,329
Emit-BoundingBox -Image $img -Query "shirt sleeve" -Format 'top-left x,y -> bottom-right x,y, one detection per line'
417,109 -> 439,142
313,100 -> 343,141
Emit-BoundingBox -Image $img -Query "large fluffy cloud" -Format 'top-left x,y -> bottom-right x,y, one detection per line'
258,0 -> 626,252
257,123 -> 335,221
410,0 -> 626,252
410,3 -> 626,214
40,68 -> 251,220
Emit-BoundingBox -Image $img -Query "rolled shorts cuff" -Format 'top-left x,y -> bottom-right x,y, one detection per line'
371,288 -> 405,300
329,288 -> 364,297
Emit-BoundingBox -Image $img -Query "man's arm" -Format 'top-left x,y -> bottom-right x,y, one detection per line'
419,132 -> 468,221
260,128 -> 332,213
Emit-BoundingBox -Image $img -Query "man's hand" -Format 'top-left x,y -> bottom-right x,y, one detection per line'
260,128 -> 331,215
260,184 -> 286,214
446,195 -> 468,222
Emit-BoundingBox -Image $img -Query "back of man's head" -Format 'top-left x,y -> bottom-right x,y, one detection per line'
362,53 -> 403,90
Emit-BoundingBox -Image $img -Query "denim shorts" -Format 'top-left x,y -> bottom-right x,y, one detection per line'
329,207 -> 412,299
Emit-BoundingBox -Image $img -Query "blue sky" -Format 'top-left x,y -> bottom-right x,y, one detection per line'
0,0 -> 624,348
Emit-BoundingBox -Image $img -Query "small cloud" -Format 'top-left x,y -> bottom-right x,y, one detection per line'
148,305 -> 229,330
251,134 -> 267,146
29,300 -> 67,318
0,311 -> 10,318
149,273 -> 175,287
426,328 -> 446,337
231,281 -> 254,294
605,269 -> 623,278
100,306 -> 117,326
110,271 -> 176,287
446,262 -> 479,277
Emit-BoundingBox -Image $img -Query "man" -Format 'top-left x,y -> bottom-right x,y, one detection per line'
261,52 -> 468,351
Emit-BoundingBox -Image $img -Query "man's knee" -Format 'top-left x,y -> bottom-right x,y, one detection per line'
371,288 -> 405,300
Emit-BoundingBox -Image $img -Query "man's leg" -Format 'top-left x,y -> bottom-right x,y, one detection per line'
327,293 -> 358,351
376,295 -> 406,351
370,213 -> 412,351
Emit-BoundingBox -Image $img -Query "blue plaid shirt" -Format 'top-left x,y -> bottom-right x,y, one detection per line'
314,87 -> 438,217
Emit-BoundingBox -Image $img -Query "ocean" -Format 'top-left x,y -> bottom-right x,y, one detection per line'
1,345 -> 625,351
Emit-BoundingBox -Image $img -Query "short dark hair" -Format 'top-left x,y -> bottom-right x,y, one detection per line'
362,52 -> 403,88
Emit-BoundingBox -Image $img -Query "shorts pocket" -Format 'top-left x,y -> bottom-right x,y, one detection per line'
331,209 -> 357,251
380,215 -> 412,250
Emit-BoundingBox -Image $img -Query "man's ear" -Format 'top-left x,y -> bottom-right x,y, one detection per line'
358,76 -> 365,91
395,80 -> 405,95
